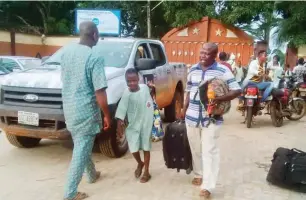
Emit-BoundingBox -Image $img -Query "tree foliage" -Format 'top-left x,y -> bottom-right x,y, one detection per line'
217,1 -> 277,43
0,1 -> 76,35
0,0 -> 305,48
275,1 -> 306,48
162,1 -> 217,28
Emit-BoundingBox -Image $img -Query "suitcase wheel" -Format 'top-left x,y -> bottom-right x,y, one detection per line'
177,168 -> 180,173
186,168 -> 192,175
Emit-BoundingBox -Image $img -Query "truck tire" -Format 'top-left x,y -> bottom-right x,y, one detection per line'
5,133 -> 41,148
97,118 -> 128,158
164,90 -> 183,122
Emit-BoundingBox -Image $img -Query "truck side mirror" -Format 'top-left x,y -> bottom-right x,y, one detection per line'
135,58 -> 157,71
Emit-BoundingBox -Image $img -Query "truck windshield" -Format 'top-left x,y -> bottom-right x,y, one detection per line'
18,59 -> 42,69
43,40 -> 134,68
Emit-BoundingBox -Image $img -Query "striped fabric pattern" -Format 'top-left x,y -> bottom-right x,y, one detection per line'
185,62 -> 241,127
250,64 -> 264,83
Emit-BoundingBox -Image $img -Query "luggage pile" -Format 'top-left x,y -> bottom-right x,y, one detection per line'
267,147 -> 306,192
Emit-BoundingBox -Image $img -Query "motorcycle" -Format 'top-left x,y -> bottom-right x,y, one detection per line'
289,77 -> 306,101
241,77 -> 306,128
241,83 -> 269,128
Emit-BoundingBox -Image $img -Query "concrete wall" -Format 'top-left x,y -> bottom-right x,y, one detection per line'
0,31 -> 78,57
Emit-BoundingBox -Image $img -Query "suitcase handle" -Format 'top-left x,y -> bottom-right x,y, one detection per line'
175,119 -> 185,124
292,148 -> 306,154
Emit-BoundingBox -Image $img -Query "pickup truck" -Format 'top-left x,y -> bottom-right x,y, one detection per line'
0,37 -> 187,158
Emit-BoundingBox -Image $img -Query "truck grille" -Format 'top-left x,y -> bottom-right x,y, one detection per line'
1,86 -> 62,109
4,116 -> 66,129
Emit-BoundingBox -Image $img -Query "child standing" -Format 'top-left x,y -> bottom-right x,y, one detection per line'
116,68 -> 154,183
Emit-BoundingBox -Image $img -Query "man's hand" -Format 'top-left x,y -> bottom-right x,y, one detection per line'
180,110 -> 186,119
214,89 -> 241,102
103,116 -> 111,131
181,92 -> 190,120
95,88 -> 111,131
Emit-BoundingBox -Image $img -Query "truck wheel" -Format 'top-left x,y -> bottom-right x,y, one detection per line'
164,90 -> 183,122
5,133 -> 41,148
97,119 -> 128,158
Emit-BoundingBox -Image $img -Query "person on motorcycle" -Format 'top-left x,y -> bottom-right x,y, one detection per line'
293,58 -> 306,83
239,50 -> 273,107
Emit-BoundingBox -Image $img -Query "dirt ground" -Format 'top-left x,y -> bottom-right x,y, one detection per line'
1,100 -> 306,200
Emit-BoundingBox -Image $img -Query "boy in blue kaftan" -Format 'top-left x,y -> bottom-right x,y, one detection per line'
115,68 -> 154,183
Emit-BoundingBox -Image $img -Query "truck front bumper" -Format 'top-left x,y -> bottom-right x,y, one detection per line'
0,104 -> 117,140
0,104 -> 71,140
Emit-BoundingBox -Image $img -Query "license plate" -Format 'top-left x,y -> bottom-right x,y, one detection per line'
245,95 -> 257,99
18,111 -> 39,126
299,88 -> 306,92
246,99 -> 254,106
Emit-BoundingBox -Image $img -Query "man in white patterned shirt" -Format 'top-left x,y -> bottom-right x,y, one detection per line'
181,43 -> 241,198
293,58 -> 306,83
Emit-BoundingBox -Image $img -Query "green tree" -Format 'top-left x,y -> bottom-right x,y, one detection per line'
274,1 -> 306,48
0,1 -> 76,35
217,1 -> 277,43
162,1 -> 217,28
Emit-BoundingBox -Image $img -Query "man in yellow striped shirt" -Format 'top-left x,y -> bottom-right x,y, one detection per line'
241,50 -> 273,102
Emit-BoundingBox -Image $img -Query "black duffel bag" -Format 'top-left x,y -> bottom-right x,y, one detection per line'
267,147 -> 306,192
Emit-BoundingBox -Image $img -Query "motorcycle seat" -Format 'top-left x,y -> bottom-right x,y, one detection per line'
271,88 -> 284,97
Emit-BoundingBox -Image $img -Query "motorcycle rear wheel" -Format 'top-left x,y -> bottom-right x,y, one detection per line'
270,100 -> 283,127
246,107 -> 253,128
286,99 -> 306,121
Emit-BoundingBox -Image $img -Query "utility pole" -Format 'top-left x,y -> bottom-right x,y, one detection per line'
147,0 -> 151,38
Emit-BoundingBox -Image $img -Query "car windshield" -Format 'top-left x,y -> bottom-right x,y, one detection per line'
0,65 -> 11,75
18,59 -> 42,69
43,40 -> 134,68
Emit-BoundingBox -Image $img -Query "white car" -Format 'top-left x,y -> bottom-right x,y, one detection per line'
0,56 -> 42,75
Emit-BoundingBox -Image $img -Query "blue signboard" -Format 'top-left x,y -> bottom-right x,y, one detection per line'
75,9 -> 121,36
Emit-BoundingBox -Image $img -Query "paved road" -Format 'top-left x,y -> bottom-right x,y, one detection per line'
1,101 -> 306,200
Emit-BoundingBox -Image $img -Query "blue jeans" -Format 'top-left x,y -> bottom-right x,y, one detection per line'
241,80 -> 273,102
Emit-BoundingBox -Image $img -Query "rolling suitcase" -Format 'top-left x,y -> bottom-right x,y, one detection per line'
162,120 -> 193,174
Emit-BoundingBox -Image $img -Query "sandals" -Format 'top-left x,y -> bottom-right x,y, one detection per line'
134,163 -> 144,178
64,192 -> 89,200
89,171 -> 101,184
192,178 -> 202,186
140,174 -> 151,183
199,190 -> 211,198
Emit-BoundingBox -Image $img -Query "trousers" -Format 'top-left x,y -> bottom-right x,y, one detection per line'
186,123 -> 221,191
64,134 -> 97,199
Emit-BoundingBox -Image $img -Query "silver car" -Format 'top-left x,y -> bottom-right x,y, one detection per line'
0,56 -> 42,75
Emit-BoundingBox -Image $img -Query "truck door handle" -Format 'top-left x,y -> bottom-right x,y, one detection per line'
167,69 -> 171,74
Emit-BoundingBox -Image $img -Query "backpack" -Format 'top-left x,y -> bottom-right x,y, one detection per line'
195,77 -> 231,116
